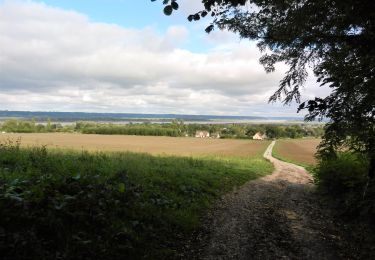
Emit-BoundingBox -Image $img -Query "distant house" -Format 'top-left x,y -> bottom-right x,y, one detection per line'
1,131 -> 6,134
195,130 -> 210,138
253,132 -> 267,140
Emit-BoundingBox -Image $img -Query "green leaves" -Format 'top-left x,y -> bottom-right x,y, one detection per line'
118,182 -> 125,193
72,173 -> 81,180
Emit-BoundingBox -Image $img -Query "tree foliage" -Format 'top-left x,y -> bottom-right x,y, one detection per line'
0,119 -> 69,133
155,0 -> 375,178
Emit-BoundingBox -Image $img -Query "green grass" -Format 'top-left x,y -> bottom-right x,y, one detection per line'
0,141 -> 273,259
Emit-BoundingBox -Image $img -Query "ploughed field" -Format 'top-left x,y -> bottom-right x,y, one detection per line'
0,133 -> 269,157
273,138 -> 321,166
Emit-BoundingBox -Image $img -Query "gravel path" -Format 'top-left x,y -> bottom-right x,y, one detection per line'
189,141 -> 353,260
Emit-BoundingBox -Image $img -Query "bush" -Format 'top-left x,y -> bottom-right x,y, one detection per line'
314,153 -> 368,194
314,153 -> 375,257
314,152 -> 370,215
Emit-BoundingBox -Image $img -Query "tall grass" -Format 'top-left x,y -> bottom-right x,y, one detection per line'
0,141 -> 273,259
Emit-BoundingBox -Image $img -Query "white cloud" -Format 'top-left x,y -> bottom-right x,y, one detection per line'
178,0 -> 204,15
0,1 -> 327,116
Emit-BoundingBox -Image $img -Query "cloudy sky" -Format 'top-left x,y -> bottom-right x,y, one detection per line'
0,0 -> 330,116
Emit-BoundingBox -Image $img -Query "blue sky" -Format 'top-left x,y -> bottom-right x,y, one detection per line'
0,0 -> 327,116
33,0 -> 210,52
38,1 -> 173,29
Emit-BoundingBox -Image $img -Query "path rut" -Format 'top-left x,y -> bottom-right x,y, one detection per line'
192,141 -> 353,260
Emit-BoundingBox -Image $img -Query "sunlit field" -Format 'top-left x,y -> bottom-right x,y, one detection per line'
0,133 -> 270,157
273,138 -> 321,166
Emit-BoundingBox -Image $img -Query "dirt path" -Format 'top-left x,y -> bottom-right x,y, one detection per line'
190,141 -> 353,260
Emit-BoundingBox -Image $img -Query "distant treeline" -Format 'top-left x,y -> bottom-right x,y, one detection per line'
0,119 -> 324,139
0,119 -> 72,133
79,122 -> 181,137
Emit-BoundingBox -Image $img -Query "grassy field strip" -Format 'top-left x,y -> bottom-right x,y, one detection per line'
0,138 -> 273,259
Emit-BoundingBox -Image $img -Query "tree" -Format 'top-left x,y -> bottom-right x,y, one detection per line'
155,0 -> 375,179
46,118 -> 52,132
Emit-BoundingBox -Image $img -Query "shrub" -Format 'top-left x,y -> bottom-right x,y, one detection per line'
314,152 -> 370,215
314,152 -> 375,257
314,153 -> 368,193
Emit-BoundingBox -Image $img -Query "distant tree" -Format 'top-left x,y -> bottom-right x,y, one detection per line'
36,124 -> 46,132
265,125 -> 284,139
155,0 -> 375,180
2,120 -> 18,132
171,119 -> 186,133
46,118 -> 52,132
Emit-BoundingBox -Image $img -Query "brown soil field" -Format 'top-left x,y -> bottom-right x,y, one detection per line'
0,133 -> 269,157
273,138 -> 321,165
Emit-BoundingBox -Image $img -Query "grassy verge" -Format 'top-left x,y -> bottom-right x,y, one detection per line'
0,141 -> 273,259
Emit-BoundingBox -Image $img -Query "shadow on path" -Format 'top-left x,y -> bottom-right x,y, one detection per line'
187,141 -> 355,260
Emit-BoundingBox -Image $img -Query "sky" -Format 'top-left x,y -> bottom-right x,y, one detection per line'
0,0 -> 330,116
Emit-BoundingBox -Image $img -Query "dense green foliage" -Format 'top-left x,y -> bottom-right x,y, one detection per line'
313,153 -> 375,257
1,119 -> 324,139
315,153 -> 368,199
314,152 -> 374,221
80,124 -> 181,137
0,141 -> 272,259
